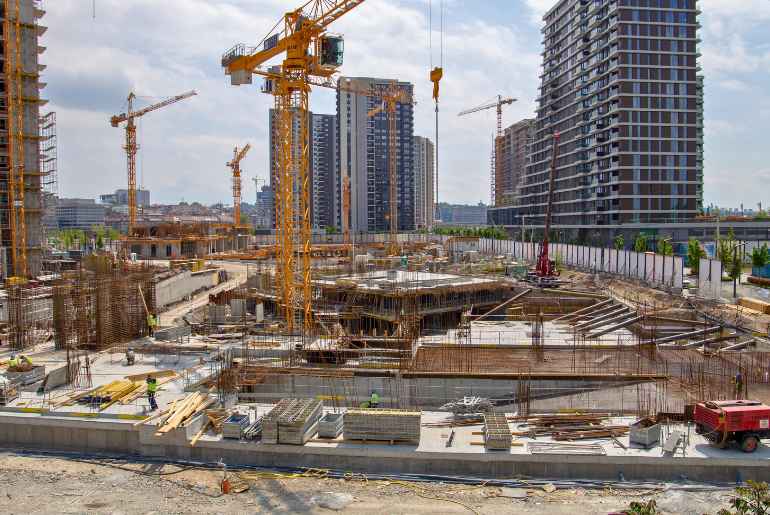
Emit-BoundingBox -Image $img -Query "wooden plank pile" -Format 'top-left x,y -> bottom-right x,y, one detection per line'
513,413 -> 628,441
140,392 -> 215,437
344,408 -> 421,443
483,413 -> 512,450
51,370 -> 178,410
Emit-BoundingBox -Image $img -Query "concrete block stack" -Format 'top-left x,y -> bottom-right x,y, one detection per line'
483,413 -> 512,450
344,408 -> 421,443
262,398 -> 323,445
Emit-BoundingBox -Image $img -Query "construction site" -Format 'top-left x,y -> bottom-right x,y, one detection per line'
0,0 -> 768,512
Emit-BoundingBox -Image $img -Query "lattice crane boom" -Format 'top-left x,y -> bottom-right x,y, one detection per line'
458,95 -> 516,206
227,143 -> 251,228
222,0 -> 366,334
110,90 -> 197,232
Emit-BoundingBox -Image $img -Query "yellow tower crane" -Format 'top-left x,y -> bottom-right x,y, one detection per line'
110,90 -> 197,233
4,0 -> 27,279
227,144 -> 251,229
221,0 -> 366,333
458,95 -> 516,207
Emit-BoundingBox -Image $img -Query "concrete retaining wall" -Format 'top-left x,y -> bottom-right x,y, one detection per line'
155,269 -> 220,309
0,412 -> 763,483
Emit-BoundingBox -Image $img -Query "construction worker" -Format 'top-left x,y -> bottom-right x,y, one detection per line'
146,375 -> 158,411
20,355 -> 31,366
147,312 -> 158,337
7,355 -> 17,370
734,371 -> 744,399
125,347 -> 135,366
369,391 -> 380,409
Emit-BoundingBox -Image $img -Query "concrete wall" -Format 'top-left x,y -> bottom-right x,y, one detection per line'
0,413 -> 765,483
155,269 -> 220,310
236,373 -> 660,413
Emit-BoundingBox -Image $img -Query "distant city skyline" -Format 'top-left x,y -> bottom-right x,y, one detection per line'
42,1 -> 770,208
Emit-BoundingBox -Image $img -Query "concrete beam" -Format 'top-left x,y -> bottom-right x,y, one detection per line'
474,288 -> 532,322
585,315 -> 644,339
645,326 -> 721,345
574,307 -> 630,331
553,298 -> 614,322
658,333 -> 738,349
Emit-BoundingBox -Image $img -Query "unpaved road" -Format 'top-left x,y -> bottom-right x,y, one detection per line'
0,453 -> 736,514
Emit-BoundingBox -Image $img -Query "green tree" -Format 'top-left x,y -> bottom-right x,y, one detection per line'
634,233 -> 648,252
96,232 -> 104,250
718,480 -> 770,515
325,225 -> 338,235
751,244 -> 770,268
613,234 -> 625,251
658,239 -> 674,256
687,237 -> 706,274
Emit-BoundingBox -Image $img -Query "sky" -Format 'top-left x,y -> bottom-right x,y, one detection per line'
44,0 -> 770,209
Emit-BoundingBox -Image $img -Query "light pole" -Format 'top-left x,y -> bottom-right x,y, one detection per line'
732,241 -> 748,298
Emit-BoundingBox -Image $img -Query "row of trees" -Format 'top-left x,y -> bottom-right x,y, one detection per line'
432,226 -> 509,240
613,233 -> 674,255
50,226 -> 121,251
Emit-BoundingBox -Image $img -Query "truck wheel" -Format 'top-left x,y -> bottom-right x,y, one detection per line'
741,434 -> 760,453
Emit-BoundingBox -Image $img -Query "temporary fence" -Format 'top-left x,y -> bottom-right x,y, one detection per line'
697,258 -> 723,300
477,238 -> 684,291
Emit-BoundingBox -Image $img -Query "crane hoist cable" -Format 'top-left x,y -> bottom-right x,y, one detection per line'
428,0 -> 444,224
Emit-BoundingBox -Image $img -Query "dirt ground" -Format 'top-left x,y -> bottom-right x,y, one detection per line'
0,452 -> 738,514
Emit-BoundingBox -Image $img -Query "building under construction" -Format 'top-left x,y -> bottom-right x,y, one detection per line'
1,0 -> 47,278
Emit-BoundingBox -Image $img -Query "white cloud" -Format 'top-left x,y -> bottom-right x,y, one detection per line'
44,0 -> 541,206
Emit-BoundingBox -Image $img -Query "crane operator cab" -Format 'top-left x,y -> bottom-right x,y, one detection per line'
319,35 -> 344,67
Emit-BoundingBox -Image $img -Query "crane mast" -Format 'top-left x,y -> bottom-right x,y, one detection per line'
222,0 -> 366,333
227,144 -> 251,229
110,90 -> 197,233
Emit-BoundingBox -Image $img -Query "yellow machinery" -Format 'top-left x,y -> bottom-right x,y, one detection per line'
3,0 -> 27,278
110,90 -> 197,232
458,95 -> 516,207
221,0 -> 366,332
226,144 -> 252,229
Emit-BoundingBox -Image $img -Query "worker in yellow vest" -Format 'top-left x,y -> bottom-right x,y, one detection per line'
146,375 -> 159,411
8,355 -> 18,370
147,313 -> 158,337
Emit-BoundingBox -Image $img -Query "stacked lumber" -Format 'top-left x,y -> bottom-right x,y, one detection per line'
76,380 -> 142,410
150,392 -> 215,436
739,297 -> 770,315
513,413 -> 628,441
344,408 -> 421,443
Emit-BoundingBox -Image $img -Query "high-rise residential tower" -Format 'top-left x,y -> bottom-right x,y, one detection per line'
1,1 -> 46,277
517,0 -> 701,229
498,119 -> 535,207
413,136 -> 435,229
337,77 -> 415,233
310,113 -> 338,231
268,109 -> 339,231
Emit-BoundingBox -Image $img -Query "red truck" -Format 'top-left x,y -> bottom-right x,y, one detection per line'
694,400 -> 770,452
